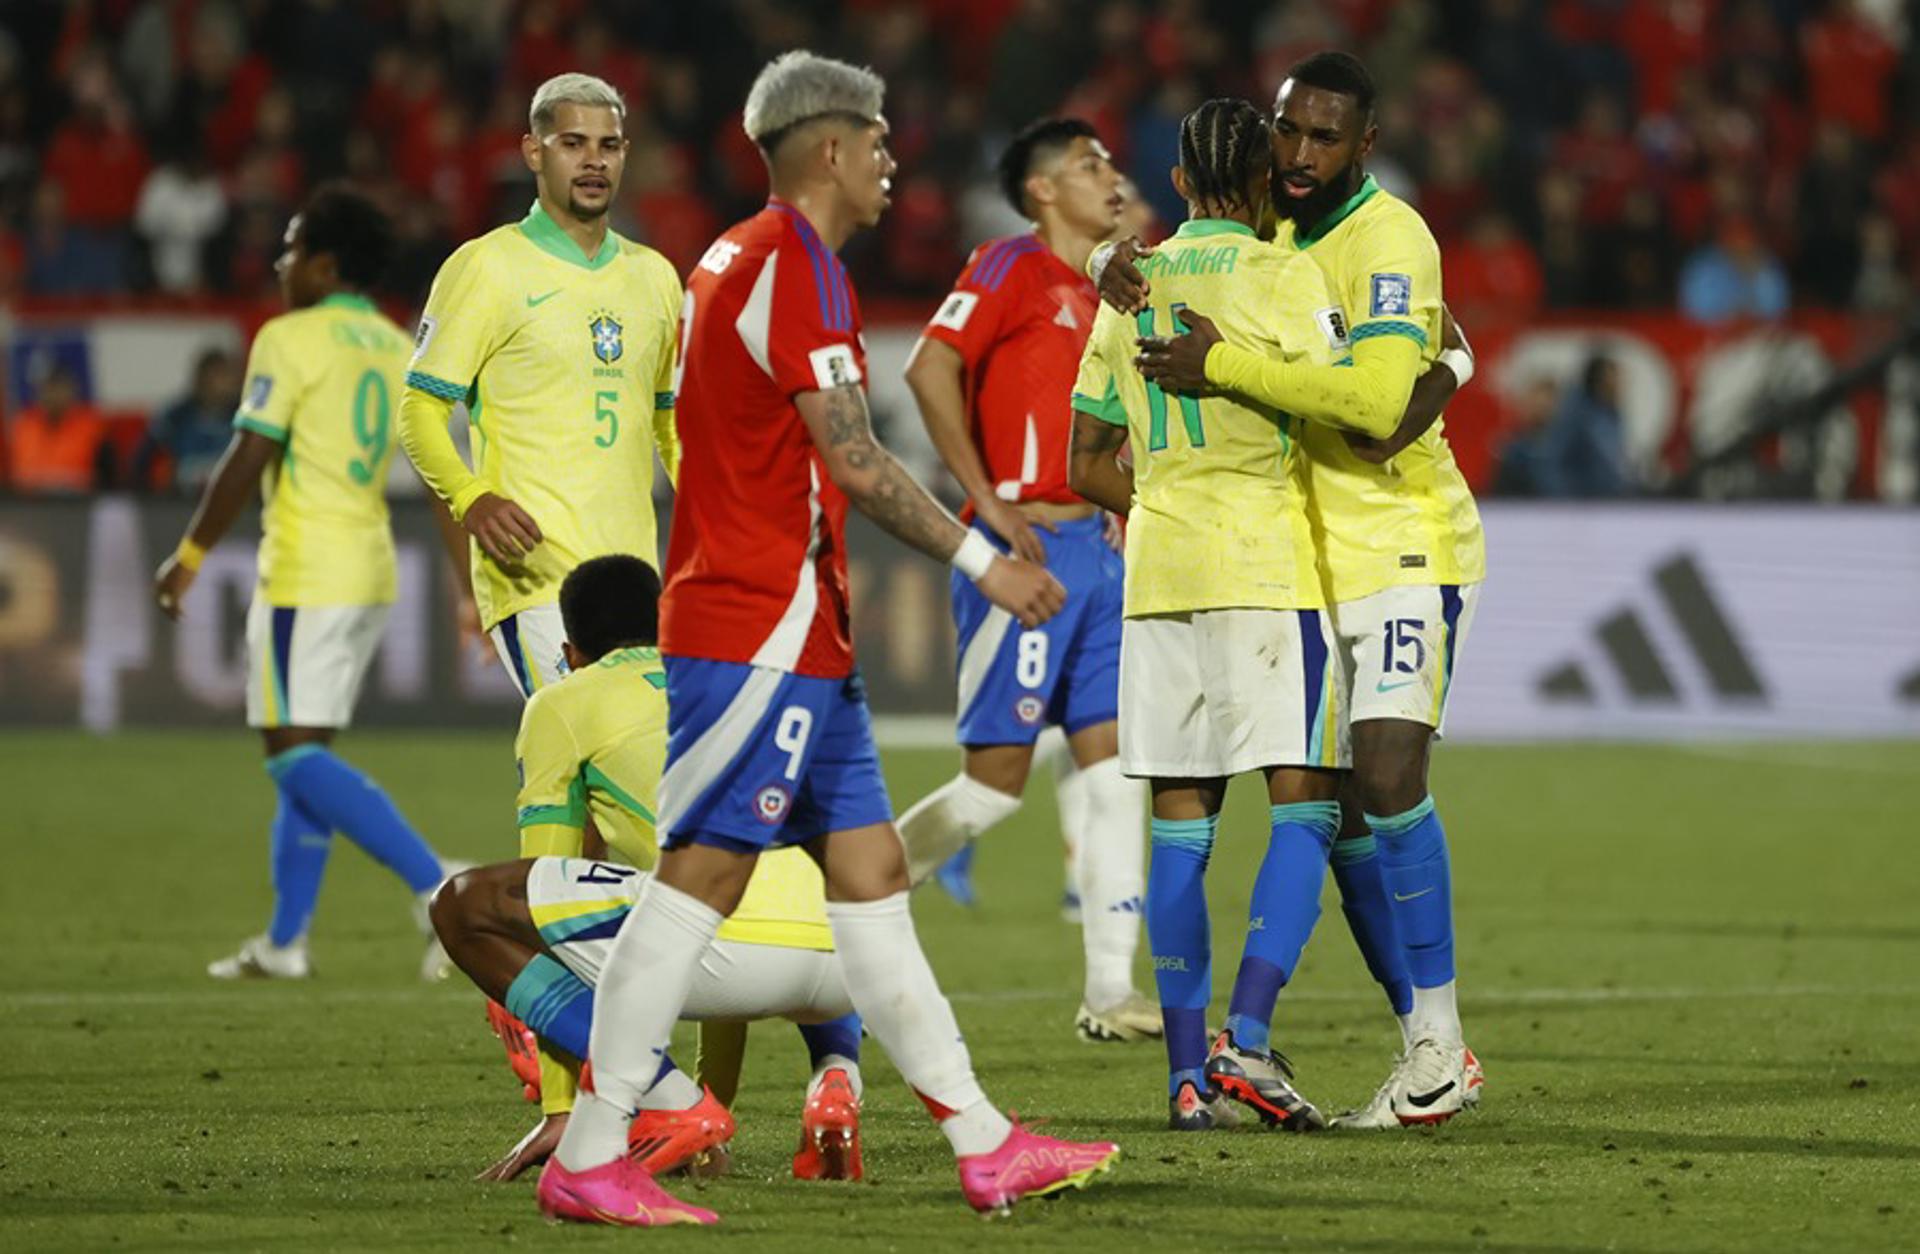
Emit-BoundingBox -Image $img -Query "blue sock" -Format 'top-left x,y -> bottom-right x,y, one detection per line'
267,788 -> 332,946
504,953 -> 680,1085
1223,801 -> 1339,1053
1331,833 -> 1414,1016
268,746 -> 442,893
1369,796 -> 1454,989
797,1014 -> 862,1068
1147,814 -> 1217,1094
505,953 -> 596,1059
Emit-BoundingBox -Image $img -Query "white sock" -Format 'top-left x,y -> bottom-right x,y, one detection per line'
553,880 -> 723,1171
1072,758 -> 1145,1009
1051,745 -> 1085,896
1397,1012 -> 1415,1049
897,773 -> 1022,886
826,892 -> 1011,1157
811,1053 -> 864,1101
1409,980 -> 1462,1046
638,1066 -> 704,1112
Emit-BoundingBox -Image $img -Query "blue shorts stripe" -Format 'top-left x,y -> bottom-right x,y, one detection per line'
1437,584 -> 1465,713
1300,610 -> 1328,762
271,607 -> 297,720
499,615 -> 533,698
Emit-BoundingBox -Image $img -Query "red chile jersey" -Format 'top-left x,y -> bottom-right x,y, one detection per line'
661,200 -> 866,678
921,234 -> 1097,514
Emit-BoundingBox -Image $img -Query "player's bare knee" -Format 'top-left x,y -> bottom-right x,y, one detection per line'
963,744 -> 1033,796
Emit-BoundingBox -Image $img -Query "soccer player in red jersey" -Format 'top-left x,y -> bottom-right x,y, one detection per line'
896,119 -> 1159,1045
535,52 -> 1120,1226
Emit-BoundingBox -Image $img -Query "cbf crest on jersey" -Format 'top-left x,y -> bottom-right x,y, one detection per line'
589,312 -> 624,364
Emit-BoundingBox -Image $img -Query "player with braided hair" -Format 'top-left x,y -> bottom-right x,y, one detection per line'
1066,97 -> 1358,1131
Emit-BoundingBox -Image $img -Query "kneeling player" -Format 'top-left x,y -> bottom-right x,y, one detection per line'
433,851 -> 865,1181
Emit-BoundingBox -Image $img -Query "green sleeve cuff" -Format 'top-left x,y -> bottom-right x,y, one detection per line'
1351,320 -> 1429,349
232,415 -> 288,443
1071,391 -> 1128,428
517,802 -> 585,830
405,370 -> 469,402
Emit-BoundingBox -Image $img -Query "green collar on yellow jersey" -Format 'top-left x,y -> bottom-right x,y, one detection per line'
519,202 -> 621,269
1293,174 -> 1381,248
1171,217 -> 1258,240
317,292 -> 376,312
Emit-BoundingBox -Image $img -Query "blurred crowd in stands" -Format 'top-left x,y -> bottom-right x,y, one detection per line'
2,0 -> 1916,499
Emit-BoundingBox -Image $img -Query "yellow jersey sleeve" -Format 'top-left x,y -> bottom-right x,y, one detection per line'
401,241 -> 501,518
651,270 -> 681,486
233,318 -> 309,445
1343,204 -> 1442,352
514,688 -> 586,859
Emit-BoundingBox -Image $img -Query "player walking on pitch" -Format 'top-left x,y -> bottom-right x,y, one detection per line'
896,117 -> 1157,1044
155,186 -> 464,982
1068,98 -> 1364,1132
536,51 -> 1119,1226
1121,53 -> 1488,1127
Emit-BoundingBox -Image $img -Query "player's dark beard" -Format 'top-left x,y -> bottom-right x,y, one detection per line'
567,195 -> 610,222
1273,161 -> 1361,234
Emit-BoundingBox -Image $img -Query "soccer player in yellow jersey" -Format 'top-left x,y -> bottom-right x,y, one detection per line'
153,186 -> 464,983
444,555 -> 868,1184
1067,99 -> 1365,1134
398,72 -> 682,699
1123,53 -> 1487,1128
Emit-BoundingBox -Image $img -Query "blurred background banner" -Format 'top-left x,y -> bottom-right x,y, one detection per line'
5,496 -> 1917,739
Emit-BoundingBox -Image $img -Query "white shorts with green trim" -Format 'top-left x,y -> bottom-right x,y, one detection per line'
1118,608 -> 1350,778
245,600 -> 389,730
524,857 -> 852,1023
489,602 -> 569,700
1332,582 -> 1481,733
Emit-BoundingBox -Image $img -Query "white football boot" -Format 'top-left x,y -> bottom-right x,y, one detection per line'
1074,991 -> 1164,1043
207,934 -> 312,980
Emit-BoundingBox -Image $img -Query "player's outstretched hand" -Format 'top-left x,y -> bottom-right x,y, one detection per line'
476,1112 -> 566,1182
153,556 -> 196,620
978,554 -> 1066,628
1135,308 -> 1221,393
1093,236 -> 1153,315
463,492 -> 543,565
976,497 -> 1053,566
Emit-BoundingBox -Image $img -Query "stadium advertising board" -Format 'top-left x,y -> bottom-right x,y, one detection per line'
2,499 -> 1916,739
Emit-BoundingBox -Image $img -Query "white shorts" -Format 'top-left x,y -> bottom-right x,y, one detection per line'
1332,582 -> 1481,732
245,600 -> 389,729
489,603 -> 570,700
1118,608 -> 1350,778
525,858 -> 853,1024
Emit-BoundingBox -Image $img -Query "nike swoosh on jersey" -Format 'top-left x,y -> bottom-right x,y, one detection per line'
1375,678 -> 1418,693
1393,887 -> 1435,902
1405,1080 -> 1456,1108
526,290 -> 563,307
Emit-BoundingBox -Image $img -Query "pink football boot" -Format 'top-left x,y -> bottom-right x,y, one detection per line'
535,1157 -> 718,1227
956,1118 -> 1120,1215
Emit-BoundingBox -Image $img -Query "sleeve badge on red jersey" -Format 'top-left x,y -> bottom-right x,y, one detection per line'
931,291 -> 979,332
808,344 -> 863,389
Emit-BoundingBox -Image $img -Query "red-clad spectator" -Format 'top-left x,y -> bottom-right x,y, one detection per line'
1552,92 -> 1648,227
1874,136 -> 1920,243
507,0 -> 576,91
1445,210 -> 1546,330
1801,0 -> 1899,140
7,365 -> 111,495
1416,127 -> 1489,244
42,54 -> 149,228
568,15 -> 650,110
1620,0 -> 1715,116
629,141 -> 718,277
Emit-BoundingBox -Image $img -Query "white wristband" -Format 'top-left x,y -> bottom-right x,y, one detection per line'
1087,241 -> 1115,286
1437,346 -> 1475,389
951,530 -> 997,581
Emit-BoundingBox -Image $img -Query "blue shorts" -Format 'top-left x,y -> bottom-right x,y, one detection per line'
951,514 -> 1123,746
658,657 -> 894,854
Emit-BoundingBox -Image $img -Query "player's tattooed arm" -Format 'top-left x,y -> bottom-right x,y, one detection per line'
1067,413 -> 1134,516
801,383 -> 1066,627
802,382 -> 967,561
1346,304 -> 1472,464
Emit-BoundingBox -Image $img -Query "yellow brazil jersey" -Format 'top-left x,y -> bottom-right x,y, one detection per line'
404,204 -> 682,629
1278,176 -> 1486,602
233,293 -> 407,606
1072,218 -> 1340,618
513,645 -> 831,952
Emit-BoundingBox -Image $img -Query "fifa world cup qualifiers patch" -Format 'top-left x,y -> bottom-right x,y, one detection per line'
411,314 -> 438,363
1371,273 -> 1411,317
245,375 -> 274,411
932,291 -> 979,332
808,344 -> 863,390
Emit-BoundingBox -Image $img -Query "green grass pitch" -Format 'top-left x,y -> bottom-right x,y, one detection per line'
5,732 -> 1917,1251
